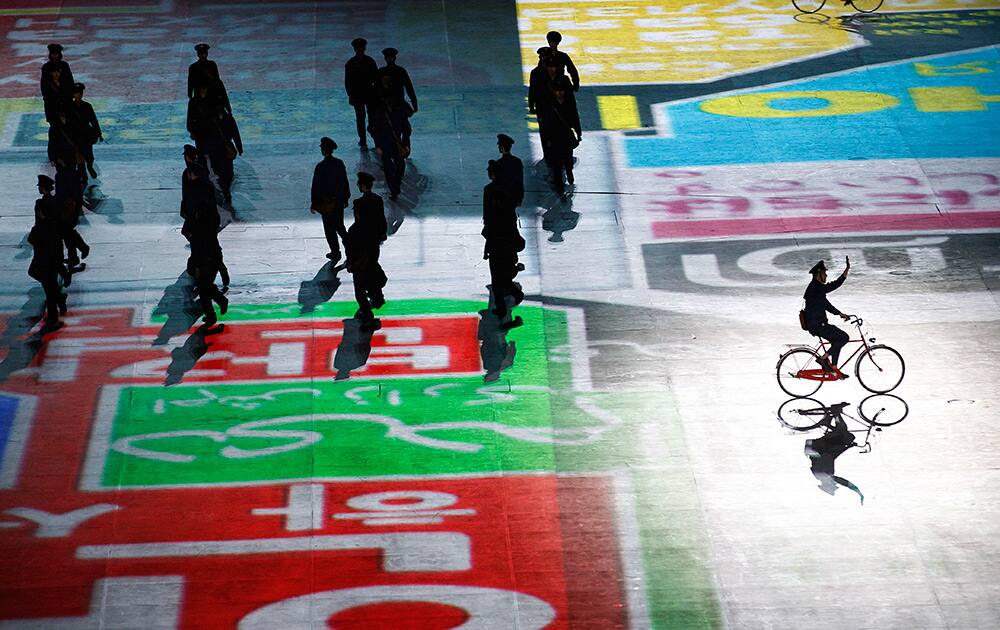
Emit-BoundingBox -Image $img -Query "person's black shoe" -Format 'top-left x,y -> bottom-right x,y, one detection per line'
80,243 -> 90,260
203,311 -> 218,327
515,262 -> 525,272
87,163 -> 98,179
57,294 -> 67,315
816,357 -> 834,372
66,257 -> 80,267
371,295 -> 385,309
326,252 -> 341,262
217,294 -> 229,315
360,317 -> 382,332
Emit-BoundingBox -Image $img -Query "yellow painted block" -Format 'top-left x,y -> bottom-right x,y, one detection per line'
910,86 -> 1000,112
516,0 -> 1000,86
597,95 -> 641,129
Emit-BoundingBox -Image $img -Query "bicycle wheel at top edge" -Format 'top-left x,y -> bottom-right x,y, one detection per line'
792,0 -> 827,13
777,347 -> 823,397
850,0 -> 884,13
855,345 -> 905,393
858,393 -> 908,426
778,397 -> 828,430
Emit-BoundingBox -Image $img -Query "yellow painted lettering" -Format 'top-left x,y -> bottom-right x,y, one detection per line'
910,86 -> 1000,112
915,61 -> 992,76
700,90 -> 898,118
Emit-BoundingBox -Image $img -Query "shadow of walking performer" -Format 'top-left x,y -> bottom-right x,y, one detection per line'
0,291 -> 47,382
332,317 -> 376,381
152,272 -> 203,346
298,261 -> 342,314
477,309 -> 518,383
164,324 -> 224,386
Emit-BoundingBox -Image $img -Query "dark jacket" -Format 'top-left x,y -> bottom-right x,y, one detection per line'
527,65 -> 551,115
539,93 -> 581,153
803,275 -> 846,330
496,153 -> 524,207
311,156 -> 350,213
188,59 -> 231,112
482,180 -> 523,257
377,63 -> 417,112
345,54 -> 379,104
28,218 -> 65,278
181,161 -> 216,221
40,60 -> 74,102
68,99 -> 101,145
346,191 -> 388,271
550,50 -> 580,91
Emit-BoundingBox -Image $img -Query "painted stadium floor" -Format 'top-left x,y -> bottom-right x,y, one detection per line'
1,1 -> 1000,628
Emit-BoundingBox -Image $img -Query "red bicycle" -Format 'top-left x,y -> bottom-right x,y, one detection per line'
776,317 -> 904,397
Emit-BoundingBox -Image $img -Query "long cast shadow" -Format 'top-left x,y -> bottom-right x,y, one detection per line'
0,291 -> 47,382
332,318 -> 376,381
152,272 -> 203,346
298,261 -> 341,314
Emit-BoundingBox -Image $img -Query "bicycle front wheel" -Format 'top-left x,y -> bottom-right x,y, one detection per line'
858,394 -> 908,426
778,397 -> 827,431
792,0 -> 827,13
855,345 -> 905,393
850,0 -> 883,13
777,348 -> 823,397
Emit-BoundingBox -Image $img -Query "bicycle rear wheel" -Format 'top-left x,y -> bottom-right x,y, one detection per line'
792,0 -> 827,13
778,397 -> 828,431
858,394 -> 908,426
855,345 -> 905,393
850,0 -> 883,13
776,348 -> 823,397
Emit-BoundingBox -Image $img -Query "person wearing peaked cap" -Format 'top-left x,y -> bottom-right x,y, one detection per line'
68,82 -> 103,180
546,31 -> 580,92
482,159 -> 525,324
346,171 -> 388,329
345,37 -> 379,148
538,72 -> 581,197
40,44 -> 75,124
27,184 -> 71,331
188,42 -> 231,113
802,257 -> 854,374
311,137 -> 350,263
495,134 -> 524,209
528,47 -> 553,116
377,47 -> 417,117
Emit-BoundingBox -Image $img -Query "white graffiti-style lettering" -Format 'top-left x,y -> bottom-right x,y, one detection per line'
154,387 -> 322,414
110,396 -> 624,462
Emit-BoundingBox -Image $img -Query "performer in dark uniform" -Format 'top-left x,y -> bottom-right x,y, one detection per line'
370,96 -> 409,200
377,48 -> 418,115
189,94 -> 242,205
494,134 -> 524,208
181,145 -> 230,292
538,75 -> 582,197
188,43 -> 231,113
310,137 -> 351,262
54,159 -> 89,268
482,160 -> 525,322
346,172 -> 388,329
68,83 -> 103,179
527,46 -> 553,118
345,38 -> 379,148
28,176 -> 71,330
40,44 -> 74,123
546,31 -> 580,91
803,258 -> 854,373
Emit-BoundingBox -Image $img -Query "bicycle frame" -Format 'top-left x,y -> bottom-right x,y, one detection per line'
797,319 -> 872,381
790,404 -> 877,453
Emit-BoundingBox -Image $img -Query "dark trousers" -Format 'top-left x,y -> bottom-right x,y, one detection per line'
208,152 -> 234,196
195,267 -> 226,320
546,148 -> 574,195
30,270 -> 64,322
321,210 -> 348,258
63,228 -> 87,265
489,252 -> 517,316
352,264 -> 385,319
353,103 -> 368,143
380,153 -> 405,196
812,323 -> 849,365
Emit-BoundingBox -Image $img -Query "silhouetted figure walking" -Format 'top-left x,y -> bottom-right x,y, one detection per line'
181,145 -> 230,293
311,137 -> 351,262
378,48 -> 418,117
188,43 -> 231,113
40,44 -> 74,124
346,172 -> 388,330
345,38 -> 378,148
28,175 -> 71,331
54,161 -> 89,269
371,96 -> 410,200
527,47 -> 553,119
495,134 -> 524,208
68,83 -> 103,180
546,31 -> 580,92
539,76 -> 581,197
482,161 -> 525,323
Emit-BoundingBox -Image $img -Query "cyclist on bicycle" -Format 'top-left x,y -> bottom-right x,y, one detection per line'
803,257 -> 854,374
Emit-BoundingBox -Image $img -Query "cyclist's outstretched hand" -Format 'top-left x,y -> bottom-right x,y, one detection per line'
841,313 -> 853,321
